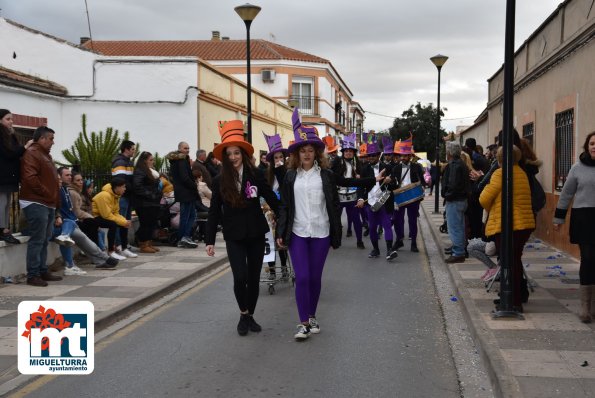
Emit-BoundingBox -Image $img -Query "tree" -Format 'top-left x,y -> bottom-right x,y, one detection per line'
61,114 -> 139,174
153,152 -> 169,173
388,102 -> 448,162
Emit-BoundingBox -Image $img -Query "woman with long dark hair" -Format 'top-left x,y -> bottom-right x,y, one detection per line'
0,109 -> 32,244
554,132 -> 595,322
276,109 -> 342,340
205,120 -> 279,336
133,151 -> 162,253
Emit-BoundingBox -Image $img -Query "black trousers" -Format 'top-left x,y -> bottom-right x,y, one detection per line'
93,217 -> 119,251
226,237 -> 266,314
579,243 -> 595,285
136,206 -> 160,242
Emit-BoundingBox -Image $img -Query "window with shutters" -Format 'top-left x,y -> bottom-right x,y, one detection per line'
554,109 -> 574,191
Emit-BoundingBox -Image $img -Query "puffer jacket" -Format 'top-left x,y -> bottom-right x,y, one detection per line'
166,151 -> 199,203
479,165 -> 535,237
92,183 -> 128,227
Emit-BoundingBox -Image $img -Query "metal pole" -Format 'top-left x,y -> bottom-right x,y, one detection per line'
493,0 -> 522,319
434,66 -> 442,214
245,20 -> 253,144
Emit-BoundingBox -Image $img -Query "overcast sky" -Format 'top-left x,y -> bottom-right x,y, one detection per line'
0,0 -> 563,134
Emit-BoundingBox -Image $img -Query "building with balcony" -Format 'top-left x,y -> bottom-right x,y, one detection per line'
83,32 -> 364,141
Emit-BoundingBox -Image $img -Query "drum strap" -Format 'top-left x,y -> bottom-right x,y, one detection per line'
398,167 -> 410,189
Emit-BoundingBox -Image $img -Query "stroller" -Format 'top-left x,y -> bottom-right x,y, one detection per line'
154,196 -> 179,246
439,211 -> 448,233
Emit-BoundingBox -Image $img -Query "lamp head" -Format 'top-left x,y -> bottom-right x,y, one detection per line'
235,3 -> 261,22
430,54 -> 448,69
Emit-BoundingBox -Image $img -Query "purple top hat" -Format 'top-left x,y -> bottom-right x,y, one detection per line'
262,132 -> 288,162
340,133 -> 357,151
288,107 -> 325,153
381,135 -> 394,155
364,132 -> 380,155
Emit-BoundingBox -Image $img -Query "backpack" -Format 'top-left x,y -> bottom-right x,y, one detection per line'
530,176 -> 546,213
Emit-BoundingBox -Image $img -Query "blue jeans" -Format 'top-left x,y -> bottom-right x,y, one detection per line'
178,202 -> 196,240
115,197 -> 131,246
53,220 -> 76,267
58,218 -> 77,236
445,199 -> 468,257
23,204 -> 55,278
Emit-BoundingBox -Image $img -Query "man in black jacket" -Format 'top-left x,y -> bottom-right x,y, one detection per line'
167,142 -> 199,248
391,147 -> 426,253
441,141 -> 469,263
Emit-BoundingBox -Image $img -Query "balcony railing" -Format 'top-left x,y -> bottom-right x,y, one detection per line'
290,96 -> 319,116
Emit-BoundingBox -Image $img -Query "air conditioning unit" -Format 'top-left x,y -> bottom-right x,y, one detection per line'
261,69 -> 276,82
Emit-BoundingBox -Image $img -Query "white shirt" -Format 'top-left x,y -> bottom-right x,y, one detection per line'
292,167 -> 329,238
400,163 -> 412,186
338,160 -> 355,195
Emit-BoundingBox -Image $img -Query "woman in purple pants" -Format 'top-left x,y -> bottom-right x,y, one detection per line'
276,108 -> 341,341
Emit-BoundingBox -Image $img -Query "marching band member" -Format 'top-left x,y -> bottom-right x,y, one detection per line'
331,133 -> 365,249
391,136 -> 426,253
357,138 -> 399,261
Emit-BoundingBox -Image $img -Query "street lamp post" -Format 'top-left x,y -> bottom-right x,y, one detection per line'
235,3 -> 261,144
430,54 -> 448,214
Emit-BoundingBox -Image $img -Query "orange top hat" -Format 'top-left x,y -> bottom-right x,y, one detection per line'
322,135 -> 340,153
212,120 -> 254,161
395,133 -> 414,155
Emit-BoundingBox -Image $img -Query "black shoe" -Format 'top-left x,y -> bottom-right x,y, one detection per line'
0,233 -> 20,244
444,246 -> 453,255
346,230 -> 352,238
368,249 -> 380,258
393,240 -> 404,250
357,241 -> 365,249
411,242 -> 419,253
237,314 -> 250,336
386,250 -> 398,261
96,259 -> 118,269
247,315 -> 262,332
27,276 -> 48,287
41,272 -> 63,281
363,227 -> 370,237
445,255 -> 465,264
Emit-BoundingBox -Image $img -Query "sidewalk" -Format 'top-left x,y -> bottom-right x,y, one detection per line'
420,198 -> 595,398
0,240 -> 228,387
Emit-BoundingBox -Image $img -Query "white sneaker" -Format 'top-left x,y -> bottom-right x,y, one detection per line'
119,248 -> 138,258
110,252 -> 127,261
55,235 -> 75,247
64,265 -> 87,275
294,324 -> 311,340
308,317 -> 320,334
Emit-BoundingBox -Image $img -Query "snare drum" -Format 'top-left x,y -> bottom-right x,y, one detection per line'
393,182 -> 424,207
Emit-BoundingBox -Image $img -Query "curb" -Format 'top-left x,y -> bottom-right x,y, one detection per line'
420,205 -> 522,398
94,255 -> 229,331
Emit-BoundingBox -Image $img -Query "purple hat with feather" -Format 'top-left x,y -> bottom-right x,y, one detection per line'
381,135 -> 394,155
340,133 -> 357,152
288,108 -> 325,153
262,131 -> 288,162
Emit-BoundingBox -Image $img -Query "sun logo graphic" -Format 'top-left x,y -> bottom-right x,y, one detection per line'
18,301 -> 94,374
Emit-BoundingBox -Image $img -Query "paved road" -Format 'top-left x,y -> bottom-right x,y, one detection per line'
16,229 -> 461,397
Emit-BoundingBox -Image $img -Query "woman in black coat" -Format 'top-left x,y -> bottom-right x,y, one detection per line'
205,120 -> 279,336
0,109 -> 32,244
132,152 -> 162,253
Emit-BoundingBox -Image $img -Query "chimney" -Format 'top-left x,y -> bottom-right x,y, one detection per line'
80,37 -> 91,45
211,31 -> 221,41
222,37 -> 230,41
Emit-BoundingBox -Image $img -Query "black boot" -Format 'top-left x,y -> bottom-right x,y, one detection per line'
393,239 -> 404,250
411,241 -> 419,252
247,314 -> 262,332
237,314 -> 250,336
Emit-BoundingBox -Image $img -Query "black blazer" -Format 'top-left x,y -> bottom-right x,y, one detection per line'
276,168 -> 342,249
360,162 -> 396,213
205,165 -> 279,245
391,162 -> 426,189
